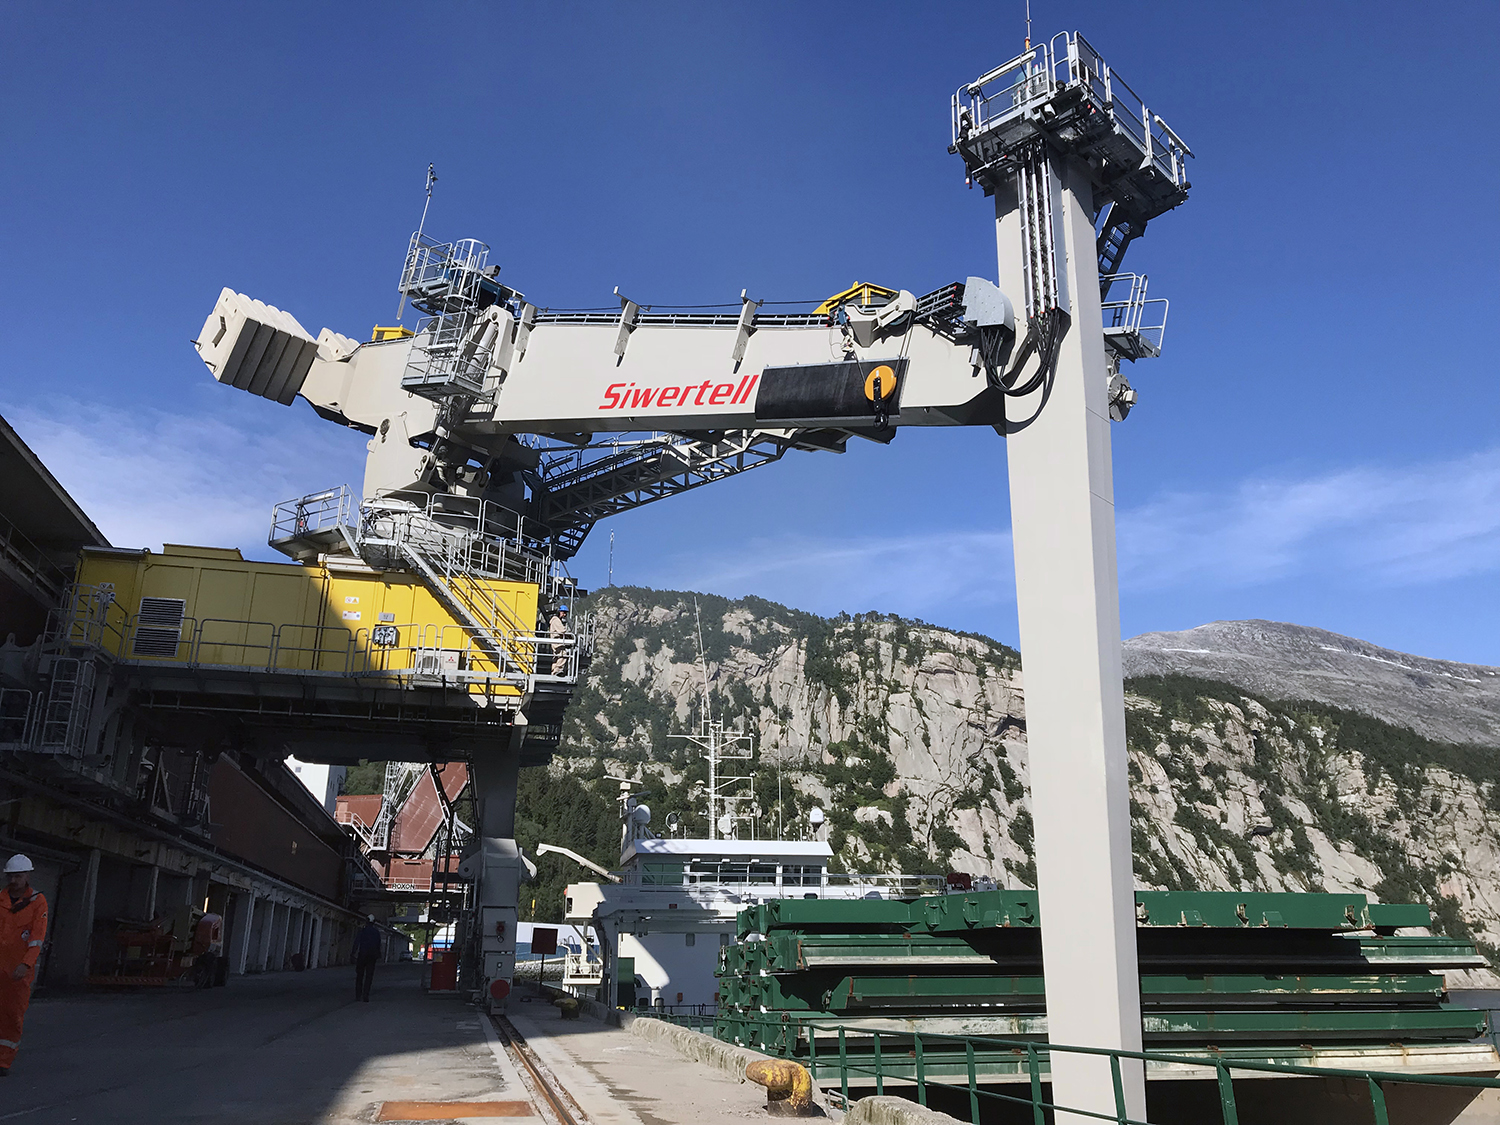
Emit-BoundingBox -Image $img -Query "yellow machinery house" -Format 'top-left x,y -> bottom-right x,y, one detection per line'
69,544 -> 541,700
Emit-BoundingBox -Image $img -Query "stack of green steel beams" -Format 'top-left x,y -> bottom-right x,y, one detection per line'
715,891 -> 1490,1068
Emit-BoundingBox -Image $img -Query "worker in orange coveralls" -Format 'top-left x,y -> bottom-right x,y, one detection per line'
0,855 -> 46,1076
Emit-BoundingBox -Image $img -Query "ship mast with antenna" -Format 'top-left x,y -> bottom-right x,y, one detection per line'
669,599 -> 755,841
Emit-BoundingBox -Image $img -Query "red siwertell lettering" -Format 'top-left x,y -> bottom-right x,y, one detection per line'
599,375 -> 759,411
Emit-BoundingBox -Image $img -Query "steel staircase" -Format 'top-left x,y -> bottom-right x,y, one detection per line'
395,539 -> 535,683
535,430 -> 798,557
1097,206 -> 1145,298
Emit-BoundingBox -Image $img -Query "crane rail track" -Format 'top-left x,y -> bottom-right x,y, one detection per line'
492,1011 -> 586,1125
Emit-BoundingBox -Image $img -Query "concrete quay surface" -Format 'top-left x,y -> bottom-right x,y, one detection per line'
11,964 -> 525,1124
2,966 -> 775,1125
507,995 -> 771,1125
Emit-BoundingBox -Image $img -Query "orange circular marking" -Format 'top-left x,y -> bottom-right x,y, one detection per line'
864,365 -> 897,402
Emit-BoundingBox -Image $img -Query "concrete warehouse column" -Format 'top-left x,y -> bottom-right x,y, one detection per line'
127,864 -> 158,921
465,738 -> 523,1003
287,908 -> 301,966
308,915 -> 322,969
231,893 -> 257,975
995,153 -> 1145,1121
53,847 -> 101,985
271,905 -> 291,971
298,912 -> 313,966
253,899 -> 277,972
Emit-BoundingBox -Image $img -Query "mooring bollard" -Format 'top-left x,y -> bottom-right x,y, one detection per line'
745,1058 -> 814,1116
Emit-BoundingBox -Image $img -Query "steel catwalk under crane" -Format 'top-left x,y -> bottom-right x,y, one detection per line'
194,30 -> 1189,1120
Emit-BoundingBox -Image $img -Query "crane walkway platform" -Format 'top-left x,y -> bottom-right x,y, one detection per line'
6,965 -> 767,1125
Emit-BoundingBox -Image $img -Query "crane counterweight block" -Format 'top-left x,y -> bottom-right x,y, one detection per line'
194,288 -> 323,406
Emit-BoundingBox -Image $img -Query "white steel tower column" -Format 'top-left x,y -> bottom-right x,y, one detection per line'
997,152 -> 1145,1120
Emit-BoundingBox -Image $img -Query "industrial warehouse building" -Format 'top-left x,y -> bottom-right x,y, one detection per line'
0,413 -> 402,988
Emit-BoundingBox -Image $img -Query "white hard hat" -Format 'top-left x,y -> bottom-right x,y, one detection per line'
4,855 -> 33,874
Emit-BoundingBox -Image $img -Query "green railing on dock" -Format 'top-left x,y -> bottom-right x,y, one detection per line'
637,1014 -> 1500,1125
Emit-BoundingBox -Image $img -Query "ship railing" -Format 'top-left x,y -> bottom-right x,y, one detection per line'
610,870 -> 947,896
563,949 -> 603,984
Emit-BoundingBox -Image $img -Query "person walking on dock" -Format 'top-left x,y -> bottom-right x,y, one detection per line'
0,856 -> 46,1075
353,914 -> 381,1002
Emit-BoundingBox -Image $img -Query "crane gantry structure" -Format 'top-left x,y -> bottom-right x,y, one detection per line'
192,30 -> 1190,1114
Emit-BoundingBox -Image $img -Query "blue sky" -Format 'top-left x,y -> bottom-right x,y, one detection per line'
2,2 -> 1496,664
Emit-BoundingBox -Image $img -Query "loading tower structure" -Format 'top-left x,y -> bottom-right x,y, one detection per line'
950,31 -> 1192,1120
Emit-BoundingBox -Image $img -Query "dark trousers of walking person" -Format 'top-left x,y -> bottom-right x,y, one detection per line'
355,955 -> 377,1001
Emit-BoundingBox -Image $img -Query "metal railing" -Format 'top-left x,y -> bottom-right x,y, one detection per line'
607,869 -> 948,897
0,510 -> 69,601
269,485 -> 360,553
363,491 -> 554,588
335,806 -> 375,848
563,949 -> 603,984
655,1014 -> 1500,1125
816,1026 -> 1500,1122
1099,273 -> 1168,361
53,605 -> 567,695
952,31 -> 1191,192
398,234 -> 491,315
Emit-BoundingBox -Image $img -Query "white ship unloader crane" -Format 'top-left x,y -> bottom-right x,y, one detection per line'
195,30 -> 1187,1120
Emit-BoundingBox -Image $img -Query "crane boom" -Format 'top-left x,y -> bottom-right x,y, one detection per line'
193,265 -> 1022,556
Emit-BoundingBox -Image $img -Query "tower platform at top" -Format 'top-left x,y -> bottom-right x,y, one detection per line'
950,31 -> 1192,225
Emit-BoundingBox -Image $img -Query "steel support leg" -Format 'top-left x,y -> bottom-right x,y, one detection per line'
461,721 -> 524,1009
996,153 -> 1146,1121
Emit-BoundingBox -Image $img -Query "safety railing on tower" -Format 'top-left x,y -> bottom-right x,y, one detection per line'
1099,273 -> 1168,361
954,32 -> 1188,196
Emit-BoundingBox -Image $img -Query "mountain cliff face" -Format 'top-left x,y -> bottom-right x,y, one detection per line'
554,588 -> 1500,964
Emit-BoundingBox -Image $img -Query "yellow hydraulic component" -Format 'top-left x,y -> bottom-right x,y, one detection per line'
812,281 -> 899,315
72,544 -> 537,695
863,364 -> 897,402
745,1059 -> 815,1117
371,325 -> 414,342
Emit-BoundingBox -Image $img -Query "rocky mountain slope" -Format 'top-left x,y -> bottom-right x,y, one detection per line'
1124,620 -> 1500,749
552,588 -> 1500,963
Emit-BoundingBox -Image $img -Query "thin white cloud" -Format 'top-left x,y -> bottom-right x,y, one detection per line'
4,400 -> 365,558
1118,449 -> 1500,590
658,448 -> 1500,617
8,395 -> 1496,625
656,529 -> 1016,621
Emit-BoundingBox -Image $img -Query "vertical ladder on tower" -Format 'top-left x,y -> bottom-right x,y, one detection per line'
38,657 -> 96,756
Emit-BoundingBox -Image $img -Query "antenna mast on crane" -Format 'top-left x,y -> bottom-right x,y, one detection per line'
396,163 -> 438,321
